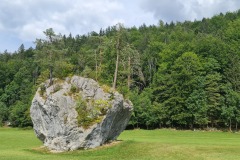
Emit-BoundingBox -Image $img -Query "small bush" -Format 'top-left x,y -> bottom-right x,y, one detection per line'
101,85 -> 115,100
75,96 -> 111,129
53,84 -> 62,93
101,85 -> 112,93
39,84 -> 46,96
70,85 -> 78,93
75,96 -> 90,128
93,99 -> 111,115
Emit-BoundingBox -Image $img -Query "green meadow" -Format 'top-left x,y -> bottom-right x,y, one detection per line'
1,128 -> 240,160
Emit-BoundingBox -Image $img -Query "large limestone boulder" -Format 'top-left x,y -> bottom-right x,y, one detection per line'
30,76 -> 133,152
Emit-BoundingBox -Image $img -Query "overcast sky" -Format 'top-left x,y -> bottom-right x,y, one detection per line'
0,0 -> 240,52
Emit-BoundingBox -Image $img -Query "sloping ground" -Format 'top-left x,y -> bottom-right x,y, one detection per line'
1,128 -> 240,160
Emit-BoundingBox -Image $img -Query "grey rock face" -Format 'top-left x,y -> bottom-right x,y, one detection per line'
30,76 -> 133,152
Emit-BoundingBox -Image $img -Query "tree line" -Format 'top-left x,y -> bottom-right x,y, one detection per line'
1,10 -> 240,131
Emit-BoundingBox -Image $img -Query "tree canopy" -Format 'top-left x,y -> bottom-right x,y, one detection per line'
1,10 -> 240,130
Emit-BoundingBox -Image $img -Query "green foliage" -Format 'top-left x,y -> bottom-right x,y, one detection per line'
54,61 -> 74,78
39,84 -> 46,96
36,69 -> 50,85
221,84 -> 240,131
1,10 -> 240,129
186,89 -> 208,127
81,66 -> 95,79
9,101 -> 32,127
70,85 -> 78,93
75,96 -> 95,129
75,96 -> 111,129
93,99 -> 111,115
129,88 -> 154,129
101,84 -> 112,93
0,102 -> 8,126
52,84 -> 62,93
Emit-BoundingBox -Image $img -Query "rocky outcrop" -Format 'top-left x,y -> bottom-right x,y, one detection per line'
30,76 -> 133,152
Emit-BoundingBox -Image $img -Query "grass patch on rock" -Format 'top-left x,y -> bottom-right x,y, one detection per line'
75,96 -> 111,129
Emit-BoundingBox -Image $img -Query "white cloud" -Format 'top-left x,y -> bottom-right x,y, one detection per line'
0,0 -> 125,48
0,0 -> 239,52
140,0 -> 240,22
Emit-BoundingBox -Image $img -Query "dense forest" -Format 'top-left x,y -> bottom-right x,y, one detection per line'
1,10 -> 240,131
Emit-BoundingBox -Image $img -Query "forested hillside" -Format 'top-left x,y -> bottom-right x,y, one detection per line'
1,10 -> 240,130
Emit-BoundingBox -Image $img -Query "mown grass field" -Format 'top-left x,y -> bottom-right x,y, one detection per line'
1,128 -> 240,160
